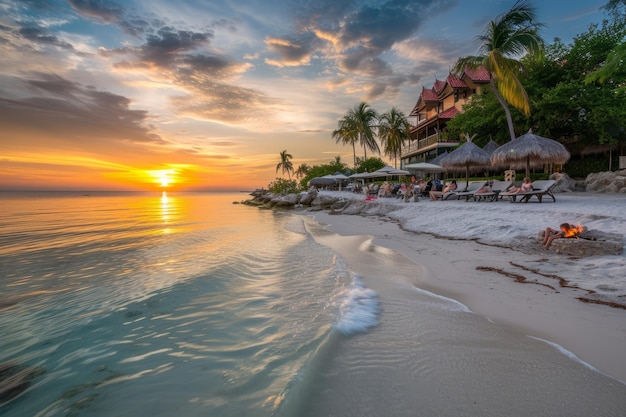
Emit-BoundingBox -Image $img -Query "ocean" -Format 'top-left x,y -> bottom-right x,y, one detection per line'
1,191 -> 625,417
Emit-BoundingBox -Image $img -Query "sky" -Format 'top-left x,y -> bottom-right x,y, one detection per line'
0,0 -> 610,192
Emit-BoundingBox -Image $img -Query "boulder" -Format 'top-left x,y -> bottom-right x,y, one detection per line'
273,193 -> 300,208
299,189 -> 318,206
585,170 -> 626,193
550,172 -> 576,192
311,194 -> 342,209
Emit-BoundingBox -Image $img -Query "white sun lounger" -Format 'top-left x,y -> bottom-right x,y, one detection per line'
499,179 -> 557,203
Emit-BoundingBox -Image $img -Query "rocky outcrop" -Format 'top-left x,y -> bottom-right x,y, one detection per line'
585,170 -> 626,193
299,188 -> 318,205
550,172 -> 577,192
243,189 -> 322,209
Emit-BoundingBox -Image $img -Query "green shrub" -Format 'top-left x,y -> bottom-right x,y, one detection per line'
268,178 -> 301,194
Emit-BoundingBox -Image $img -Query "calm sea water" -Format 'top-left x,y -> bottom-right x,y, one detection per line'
1,192 -> 625,417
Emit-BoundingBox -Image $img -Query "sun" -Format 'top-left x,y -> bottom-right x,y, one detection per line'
149,169 -> 176,189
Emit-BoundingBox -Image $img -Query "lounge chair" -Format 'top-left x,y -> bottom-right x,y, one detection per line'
448,181 -> 485,201
471,180 -> 513,202
499,179 -> 557,203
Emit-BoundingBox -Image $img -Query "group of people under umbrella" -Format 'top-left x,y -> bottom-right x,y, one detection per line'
309,130 -> 570,191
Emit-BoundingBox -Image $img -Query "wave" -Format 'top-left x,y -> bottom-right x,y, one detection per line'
331,275 -> 380,336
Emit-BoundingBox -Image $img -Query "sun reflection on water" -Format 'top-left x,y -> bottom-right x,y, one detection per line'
160,191 -> 172,234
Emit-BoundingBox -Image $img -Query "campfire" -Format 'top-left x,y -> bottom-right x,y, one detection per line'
538,224 -> 622,257
564,224 -> 596,240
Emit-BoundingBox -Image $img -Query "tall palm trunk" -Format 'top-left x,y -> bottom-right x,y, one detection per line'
361,133 -> 367,160
490,78 -> 517,141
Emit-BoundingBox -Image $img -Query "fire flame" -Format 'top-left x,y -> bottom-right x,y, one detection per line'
564,224 -> 585,238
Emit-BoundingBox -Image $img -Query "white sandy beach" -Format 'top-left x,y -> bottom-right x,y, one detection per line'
306,190 -> 626,383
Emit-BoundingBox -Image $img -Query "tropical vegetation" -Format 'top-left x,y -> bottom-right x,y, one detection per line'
275,150 -> 294,179
453,0 -> 544,142
269,0 -> 624,191
447,2 -> 626,175
332,102 -> 380,165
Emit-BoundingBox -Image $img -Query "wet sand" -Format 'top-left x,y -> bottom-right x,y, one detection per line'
306,209 -> 626,384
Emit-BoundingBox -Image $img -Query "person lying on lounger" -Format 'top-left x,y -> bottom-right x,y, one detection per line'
429,180 -> 457,200
507,177 -> 532,194
542,223 -> 574,248
475,181 -> 492,194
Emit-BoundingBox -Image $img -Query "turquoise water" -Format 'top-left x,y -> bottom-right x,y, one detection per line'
1,191 -> 626,417
0,192 -> 375,416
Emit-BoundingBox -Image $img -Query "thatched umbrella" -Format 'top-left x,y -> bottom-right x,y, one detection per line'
482,139 -> 500,155
309,177 -> 336,187
490,129 -> 570,178
440,141 -> 491,188
429,151 -> 449,165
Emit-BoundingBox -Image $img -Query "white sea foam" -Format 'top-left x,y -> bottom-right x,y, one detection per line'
332,276 -> 380,336
528,336 -> 626,386
409,284 -> 473,313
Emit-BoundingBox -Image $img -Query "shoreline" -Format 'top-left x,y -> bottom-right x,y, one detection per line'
301,193 -> 626,383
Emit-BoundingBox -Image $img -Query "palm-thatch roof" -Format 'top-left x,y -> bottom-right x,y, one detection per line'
440,141 -> 491,187
490,130 -> 570,177
429,151 -> 449,165
482,139 -> 500,155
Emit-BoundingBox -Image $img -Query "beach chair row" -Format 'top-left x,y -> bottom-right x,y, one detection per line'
441,179 -> 557,203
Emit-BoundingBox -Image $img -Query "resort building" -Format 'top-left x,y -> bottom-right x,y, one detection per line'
401,67 -> 491,167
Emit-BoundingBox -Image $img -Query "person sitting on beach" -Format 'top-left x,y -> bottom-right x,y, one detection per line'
397,183 -> 407,199
378,181 -> 391,198
415,178 -> 424,194
429,180 -> 457,200
507,177 -> 533,194
542,223 -> 574,249
405,176 -> 419,202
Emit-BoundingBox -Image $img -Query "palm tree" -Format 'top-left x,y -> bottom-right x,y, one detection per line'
378,107 -> 411,168
276,150 -> 294,179
332,115 -> 359,166
294,163 -> 310,180
454,0 -> 544,141
333,102 -> 380,165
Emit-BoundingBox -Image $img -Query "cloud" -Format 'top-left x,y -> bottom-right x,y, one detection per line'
96,23 -> 280,124
0,72 -> 162,148
264,35 -> 318,67
67,0 -> 150,37
18,26 -> 75,50
299,0 -> 458,78
170,79 -> 280,125
101,26 -> 214,69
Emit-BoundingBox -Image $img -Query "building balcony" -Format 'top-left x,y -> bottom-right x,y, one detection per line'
402,133 -> 439,154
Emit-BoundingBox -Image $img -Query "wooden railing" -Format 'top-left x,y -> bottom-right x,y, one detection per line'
401,133 -> 440,155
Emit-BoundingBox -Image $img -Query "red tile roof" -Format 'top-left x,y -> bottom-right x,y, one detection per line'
463,67 -> 490,82
446,73 -> 468,88
421,86 -> 439,101
433,79 -> 446,94
438,106 -> 459,119
409,106 -> 460,130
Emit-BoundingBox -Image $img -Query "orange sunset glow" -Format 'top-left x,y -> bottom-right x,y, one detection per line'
0,1 -> 605,191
